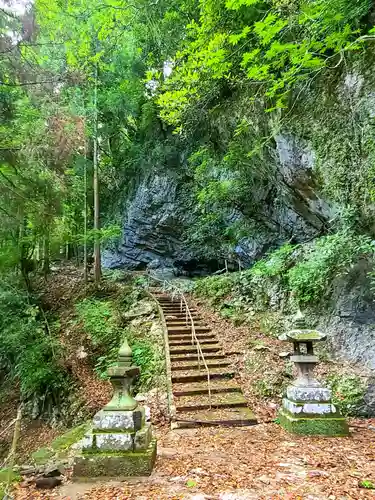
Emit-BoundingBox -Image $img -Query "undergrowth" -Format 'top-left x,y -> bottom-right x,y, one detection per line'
0,277 -> 71,417
75,288 -> 164,393
75,297 -> 123,378
194,231 -> 374,307
328,373 -> 367,417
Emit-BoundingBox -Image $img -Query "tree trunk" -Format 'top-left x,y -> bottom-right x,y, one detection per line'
93,61 -> 101,284
42,234 -> 50,278
84,144 -> 88,284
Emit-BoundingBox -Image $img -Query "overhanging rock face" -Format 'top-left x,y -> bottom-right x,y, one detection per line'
102,174 -> 184,270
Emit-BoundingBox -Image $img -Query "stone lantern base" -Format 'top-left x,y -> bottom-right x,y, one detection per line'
279,385 -> 349,437
72,408 -> 157,479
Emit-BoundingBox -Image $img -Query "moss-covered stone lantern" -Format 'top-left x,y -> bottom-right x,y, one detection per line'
72,338 -> 157,479
278,311 -> 349,436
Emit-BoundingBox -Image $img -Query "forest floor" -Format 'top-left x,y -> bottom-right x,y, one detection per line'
4,269 -> 375,499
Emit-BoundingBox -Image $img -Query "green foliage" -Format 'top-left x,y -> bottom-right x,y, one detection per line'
328,373 -> 366,416
0,278 -> 70,410
359,480 -> 375,489
0,467 -> 22,496
158,0 -> 373,127
75,298 -> 122,377
250,244 -> 296,278
127,333 -> 164,392
288,231 -> 374,304
194,274 -> 234,303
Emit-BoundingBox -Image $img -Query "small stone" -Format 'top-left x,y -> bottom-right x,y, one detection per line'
134,424 -> 152,450
135,394 -> 147,402
145,406 -> 151,422
258,475 -> 270,484
19,466 -> 37,476
43,466 -> 63,478
20,479 -> 34,488
35,477 -> 62,489
170,475 -> 185,482
158,447 -> 178,458
308,470 -> 328,477
253,345 -> 271,351
279,351 -> 291,358
190,467 -> 209,476
268,402 -> 278,410
76,346 -> 88,359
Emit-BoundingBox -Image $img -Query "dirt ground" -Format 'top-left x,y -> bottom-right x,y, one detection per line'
13,420 -> 375,499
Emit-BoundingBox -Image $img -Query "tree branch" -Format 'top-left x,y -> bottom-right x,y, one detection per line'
0,79 -> 62,87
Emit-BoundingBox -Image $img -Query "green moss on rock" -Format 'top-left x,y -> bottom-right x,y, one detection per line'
31,447 -> 55,465
51,423 -> 90,451
72,438 -> 157,479
278,410 -> 349,436
32,423 -> 91,466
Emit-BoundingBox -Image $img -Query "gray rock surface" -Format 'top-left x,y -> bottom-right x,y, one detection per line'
102,174 -> 184,270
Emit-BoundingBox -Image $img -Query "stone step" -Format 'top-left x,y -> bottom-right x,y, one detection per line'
171,368 -> 235,383
169,345 -> 221,355
167,326 -> 211,334
168,334 -> 215,341
171,359 -> 231,371
173,380 -> 240,396
162,308 -> 198,312
170,352 -> 226,362
161,304 -> 192,307
173,381 -> 241,397
175,392 -> 248,412
169,338 -> 218,346
166,320 -> 205,325
165,318 -> 203,324
174,407 -> 257,428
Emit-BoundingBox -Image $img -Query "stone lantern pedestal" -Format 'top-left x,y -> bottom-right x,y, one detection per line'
278,312 -> 349,436
72,339 -> 157,479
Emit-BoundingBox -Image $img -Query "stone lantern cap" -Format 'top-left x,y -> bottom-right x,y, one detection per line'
278,310 -> 326,343
279,330 -> 326,343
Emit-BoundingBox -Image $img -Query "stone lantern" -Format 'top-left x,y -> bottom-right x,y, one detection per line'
73,338 -> 157,479
278,311 -> 349,436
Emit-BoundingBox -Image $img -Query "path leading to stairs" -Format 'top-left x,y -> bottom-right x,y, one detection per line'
154,293 -> 257,428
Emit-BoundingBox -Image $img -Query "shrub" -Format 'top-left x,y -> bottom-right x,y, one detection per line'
194,274 -> 234,303
250,244 -> 296,278
128,334 -> 164,392
0,280 -> 70,411
75,298 -> 122,377
288,231 -> 374,304
327,373 -> 366,416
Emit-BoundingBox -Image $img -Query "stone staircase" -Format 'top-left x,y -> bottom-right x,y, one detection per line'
154,293 -> 257,428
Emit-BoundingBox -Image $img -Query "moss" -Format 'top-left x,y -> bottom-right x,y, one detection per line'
51,423 -> 90,451
72,439 -> 157,479
278,410 -> 349,436
32,423 -> 91,466
31,447 -> 55,465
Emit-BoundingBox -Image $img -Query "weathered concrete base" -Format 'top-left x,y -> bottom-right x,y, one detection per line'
72,439 -> 157,480
279,409 -> 349,436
